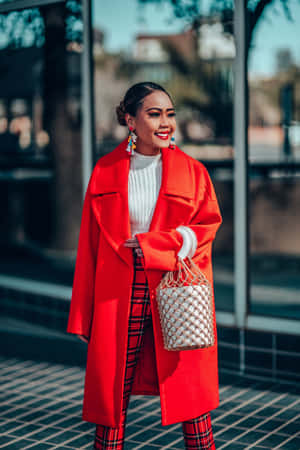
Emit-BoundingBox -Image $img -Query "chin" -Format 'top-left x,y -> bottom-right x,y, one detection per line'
153,140 -> 171,149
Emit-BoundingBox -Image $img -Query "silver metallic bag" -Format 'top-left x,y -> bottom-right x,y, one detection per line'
156,257 -> 215,351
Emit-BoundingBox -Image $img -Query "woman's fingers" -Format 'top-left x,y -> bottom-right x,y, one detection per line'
135,248 -> 144,257
124,238 -> 144,257
78,335 -> 89,343
124,238 -> 139,247
123,238 -> 144,257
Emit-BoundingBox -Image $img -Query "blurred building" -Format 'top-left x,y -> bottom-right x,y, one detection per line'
0,0 -> 299,379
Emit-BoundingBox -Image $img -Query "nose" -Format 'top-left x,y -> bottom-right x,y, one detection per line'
159,113 -> 173,129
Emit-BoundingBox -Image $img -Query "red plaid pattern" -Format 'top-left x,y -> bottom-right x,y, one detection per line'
182,412 -> 216,449
94,249 -> 215,449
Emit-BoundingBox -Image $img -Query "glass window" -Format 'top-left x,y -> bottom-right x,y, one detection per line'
92,0 -> 235,311
248,0 -> 300,319
0,1 -> 83,329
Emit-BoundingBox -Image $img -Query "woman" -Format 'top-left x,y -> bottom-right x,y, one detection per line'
67,82 -> 222,449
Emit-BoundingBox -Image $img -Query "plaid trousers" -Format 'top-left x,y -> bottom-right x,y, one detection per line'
94,250 -> 216,450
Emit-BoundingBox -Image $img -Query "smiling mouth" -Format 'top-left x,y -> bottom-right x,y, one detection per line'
155,132 -> 170,140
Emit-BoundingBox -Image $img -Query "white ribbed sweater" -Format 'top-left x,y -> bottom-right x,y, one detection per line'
128,151 -> 197,258
128,151 -> 162,236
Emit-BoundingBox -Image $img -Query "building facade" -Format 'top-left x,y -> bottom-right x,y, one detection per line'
0,0 -> 299,378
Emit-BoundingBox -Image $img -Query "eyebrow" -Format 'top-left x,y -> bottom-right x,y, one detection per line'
145,107 -> 175,112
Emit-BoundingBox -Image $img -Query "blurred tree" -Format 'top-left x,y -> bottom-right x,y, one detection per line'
158,32 -> 233,140
276,48 -> 295,74
138,0 -> 297,142
139,0 -> 295,57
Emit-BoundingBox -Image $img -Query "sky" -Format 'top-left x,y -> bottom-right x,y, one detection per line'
93,0 -> 300,77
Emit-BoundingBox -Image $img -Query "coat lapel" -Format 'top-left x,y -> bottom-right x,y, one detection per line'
90,140 -> 132,265
90,139 -> 195,266
149,145 -> 195,232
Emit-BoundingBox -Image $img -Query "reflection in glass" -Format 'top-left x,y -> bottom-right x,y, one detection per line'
92,0 -> 235,311
0,2 -> 83,331
248,0 -> 300,319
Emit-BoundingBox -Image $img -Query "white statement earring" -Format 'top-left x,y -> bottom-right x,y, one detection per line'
170,135 -> 175,149
126,128 -> 137,155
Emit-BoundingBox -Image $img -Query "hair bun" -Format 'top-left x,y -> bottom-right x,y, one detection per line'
116,100 -> 127,126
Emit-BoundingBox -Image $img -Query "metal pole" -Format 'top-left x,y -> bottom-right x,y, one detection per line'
234,0 -> 249,327
81,0 -> 96,198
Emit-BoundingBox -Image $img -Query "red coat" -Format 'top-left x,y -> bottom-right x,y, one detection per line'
67,138 -> 222,427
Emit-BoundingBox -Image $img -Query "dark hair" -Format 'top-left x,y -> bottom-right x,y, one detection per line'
116,82 -> 173,126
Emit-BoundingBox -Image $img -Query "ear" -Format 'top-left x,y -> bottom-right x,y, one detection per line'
125,113 -> 136,130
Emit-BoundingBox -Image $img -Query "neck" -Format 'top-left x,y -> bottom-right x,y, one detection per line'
135,142 -> 161,156
135,150 -> 161,157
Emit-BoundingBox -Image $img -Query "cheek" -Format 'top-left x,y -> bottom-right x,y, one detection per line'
139,121 -> 157,138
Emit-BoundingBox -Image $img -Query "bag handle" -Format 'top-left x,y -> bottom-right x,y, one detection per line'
165,256 -> 210,288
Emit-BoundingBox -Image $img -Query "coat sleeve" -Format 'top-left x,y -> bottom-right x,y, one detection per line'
185,164 -> 222,266
135,163 -> 222,271
66,177 -> 100,338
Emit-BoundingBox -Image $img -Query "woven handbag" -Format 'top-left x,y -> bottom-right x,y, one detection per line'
156,257 -> 215,351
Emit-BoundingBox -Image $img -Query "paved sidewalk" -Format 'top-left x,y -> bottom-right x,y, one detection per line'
0,356 -> 299,449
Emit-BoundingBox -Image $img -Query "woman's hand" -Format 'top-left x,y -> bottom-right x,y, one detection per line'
77,334 -> 89,343
124,237 -> 144,257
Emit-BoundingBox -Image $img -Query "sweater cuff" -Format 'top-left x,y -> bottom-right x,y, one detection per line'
176,226 -> 198,259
